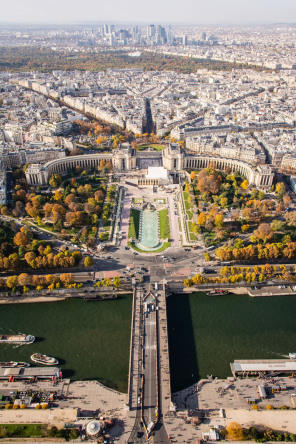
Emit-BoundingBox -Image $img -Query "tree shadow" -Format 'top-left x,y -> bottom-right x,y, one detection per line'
167,294 -> 199,392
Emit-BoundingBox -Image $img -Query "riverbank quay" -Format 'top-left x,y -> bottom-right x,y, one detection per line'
172,376 -> 296,435
0,379 -> 135,442
0,285 -> 133,304
166,281 -> 296,297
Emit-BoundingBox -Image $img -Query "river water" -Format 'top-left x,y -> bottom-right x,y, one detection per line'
0,296 -> 132,393
2,291 -> 296,395
167,292 -> 296,392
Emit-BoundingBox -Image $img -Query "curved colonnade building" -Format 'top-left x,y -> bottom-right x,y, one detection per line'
25,143 -> 274,191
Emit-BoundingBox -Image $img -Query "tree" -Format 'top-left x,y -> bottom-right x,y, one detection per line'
69,429 -> 80,440
220,197 -> 228,208
84,256 -> 94,267
241,224 -> 249,233
254,223 -> 273,243
53,190 -> 63,201
192,274 -> 206,285
49,174 -> 62,188
6,275 -> 18,289
241,180 -> 249,190
18,273 -> 32,286
1,206 -> 10,216
214,214 -> 224,228
197,212 -> 206,226
60,273 -> 74,286
113,276 -> 121,288
13,232 -> 29,247
24,251 -> 36,265
220,266 -> 230,277
204,252 -> 211,262
270,220 -> 285,232
275,182 -> 285,200
196,169 -> 222,195
184,278 -> 193,288
226,422 -> 244,441
64,194 -> 76,206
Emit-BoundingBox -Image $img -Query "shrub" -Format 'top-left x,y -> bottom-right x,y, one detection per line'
48,426 -> 58,437
69,428 -> 80,439
266,404 -> 274,410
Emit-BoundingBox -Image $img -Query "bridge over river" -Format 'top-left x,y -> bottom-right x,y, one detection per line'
128,283 -> 171,443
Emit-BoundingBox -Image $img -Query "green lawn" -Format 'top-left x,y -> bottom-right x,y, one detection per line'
188,221 -> 197,241
0,424 -> 47,438
189,232 -> 197,241
130,241 -> 171,253
159,208 -> 170,239
137,144 -> 165,151
184,200 -> 190,209
128,209 -> 140,239
186,210 -> 193,220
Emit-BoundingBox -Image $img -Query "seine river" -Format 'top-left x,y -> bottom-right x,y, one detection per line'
0,295 -> 132,393
2,292 -> 296,395
167,292 -> 296,392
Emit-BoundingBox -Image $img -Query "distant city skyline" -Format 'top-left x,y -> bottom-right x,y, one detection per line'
1,0 -> 296,25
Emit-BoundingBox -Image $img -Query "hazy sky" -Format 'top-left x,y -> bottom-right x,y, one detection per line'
1,0 -> 296,25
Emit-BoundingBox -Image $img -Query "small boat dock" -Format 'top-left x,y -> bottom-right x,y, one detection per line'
231,359 -> 296,378
0,366 -> 61,381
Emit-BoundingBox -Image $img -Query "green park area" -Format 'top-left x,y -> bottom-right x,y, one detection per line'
137,144 -> 165,151
184,168 -> 294,251
0,424 -> 79,440
2,163 -> 117,248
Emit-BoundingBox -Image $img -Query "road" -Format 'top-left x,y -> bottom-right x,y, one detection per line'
167,195 -> 181,248
128,286 -> 169,444
143,292 -> 158,427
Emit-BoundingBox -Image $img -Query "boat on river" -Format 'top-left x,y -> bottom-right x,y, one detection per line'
16,362 -> 30,367
0,334 -> 35,344
0,361 -> 30,368
0,361 -> 18,367
289,353 -> 296,359
31,354 -> 59,365
207,289 -> 229,296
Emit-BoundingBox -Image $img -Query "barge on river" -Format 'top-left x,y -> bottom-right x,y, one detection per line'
0,362 -> 30,368
207,289 -> 229,296
231,359 -> 296,378
0,366 -> 61,381
0,334 -> 35,344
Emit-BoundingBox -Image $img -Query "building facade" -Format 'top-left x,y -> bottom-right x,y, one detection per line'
25,143 -> 274,190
